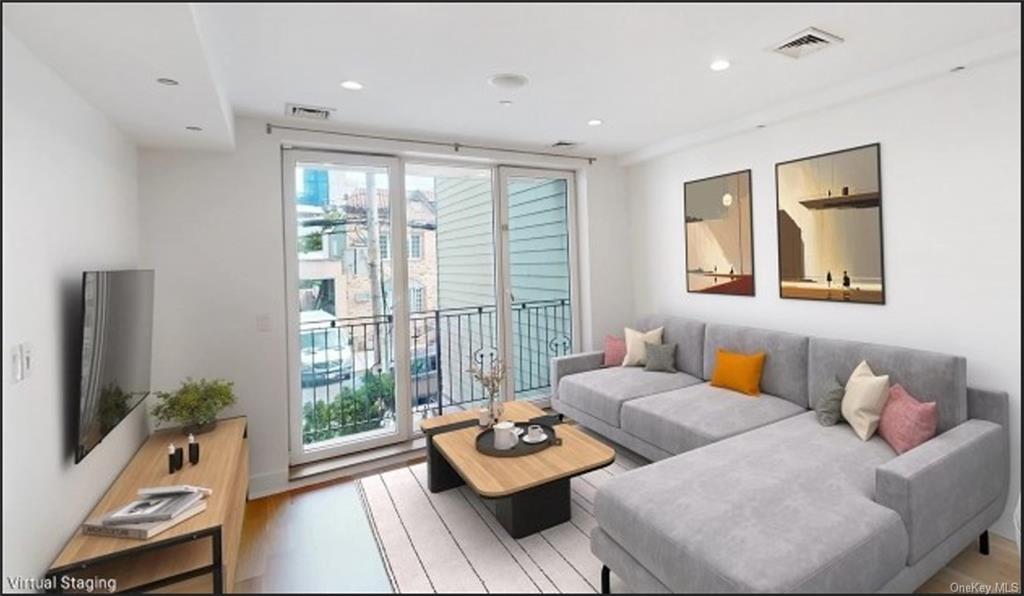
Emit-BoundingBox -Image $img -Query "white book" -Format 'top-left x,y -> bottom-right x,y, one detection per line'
83,502 -> 207,540
137,485 -> 213,498
103,491 -> 204,526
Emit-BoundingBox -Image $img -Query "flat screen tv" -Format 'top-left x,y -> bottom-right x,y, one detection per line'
75,269 -> 155,463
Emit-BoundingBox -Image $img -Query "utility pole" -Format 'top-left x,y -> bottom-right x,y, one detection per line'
365,172 -> 384,368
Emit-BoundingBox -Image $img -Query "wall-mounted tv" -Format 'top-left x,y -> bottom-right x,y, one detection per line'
76,270 -> 155,463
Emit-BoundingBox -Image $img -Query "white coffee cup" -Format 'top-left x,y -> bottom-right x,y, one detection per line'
478,408 -> 491,427
493,421 -> 518,450
527,424 -> 544,441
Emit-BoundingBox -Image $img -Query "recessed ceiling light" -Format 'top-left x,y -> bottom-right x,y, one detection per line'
710,59 -> 731,72
587,119 -> 603,127
156,77 -> 180,86
340,80 -> 364,90
185,126 -> 203,132
498,100 -> 514,107
488,73 -> 529,90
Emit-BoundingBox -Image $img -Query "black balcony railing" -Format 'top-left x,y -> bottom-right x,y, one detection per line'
298,299 -> 572,445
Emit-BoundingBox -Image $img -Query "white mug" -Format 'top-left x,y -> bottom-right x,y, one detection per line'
478,408 -> 491,427
493,421 -> 518,450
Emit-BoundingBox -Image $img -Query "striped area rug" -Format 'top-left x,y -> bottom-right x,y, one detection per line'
357,444 -> 644,593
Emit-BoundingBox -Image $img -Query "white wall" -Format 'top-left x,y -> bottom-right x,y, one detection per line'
578,159 -> 634,349
138,117 -> 632,496
626,56 -> 1021,538
1,28 -> 146,581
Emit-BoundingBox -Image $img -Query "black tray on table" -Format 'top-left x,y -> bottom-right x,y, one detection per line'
475,421 -> 562,457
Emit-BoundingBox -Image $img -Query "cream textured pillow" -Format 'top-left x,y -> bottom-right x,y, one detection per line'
622,327 -> 663,366
841,360 -> 891,441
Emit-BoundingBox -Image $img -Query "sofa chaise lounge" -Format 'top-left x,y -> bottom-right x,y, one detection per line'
550,315 -> 1010,593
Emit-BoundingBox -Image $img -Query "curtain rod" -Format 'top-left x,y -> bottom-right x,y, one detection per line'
265,123 -> 597,164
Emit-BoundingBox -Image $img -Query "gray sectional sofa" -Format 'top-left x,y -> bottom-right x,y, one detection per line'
550,315 -> 1010,593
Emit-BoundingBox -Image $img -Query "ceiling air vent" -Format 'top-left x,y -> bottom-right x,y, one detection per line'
772,27 -> 843,59
285,103 -> 335,120
551,140 -> 579,149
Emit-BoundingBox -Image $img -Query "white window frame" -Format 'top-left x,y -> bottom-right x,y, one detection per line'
283,150 -> 410,465
496,166 -> 581,403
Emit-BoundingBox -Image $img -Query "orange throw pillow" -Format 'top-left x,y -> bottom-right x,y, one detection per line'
710,349 -> 766,396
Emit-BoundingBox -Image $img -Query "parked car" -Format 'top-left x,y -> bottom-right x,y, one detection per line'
300,310 -> 353,387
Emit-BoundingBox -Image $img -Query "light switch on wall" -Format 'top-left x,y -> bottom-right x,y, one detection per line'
21,343 -> 33,379
11,345 -> 24,384
10,343 -> 34,384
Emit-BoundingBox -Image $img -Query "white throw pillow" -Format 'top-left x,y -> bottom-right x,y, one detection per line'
841,360 -> 891,440
622,327 -> 663,366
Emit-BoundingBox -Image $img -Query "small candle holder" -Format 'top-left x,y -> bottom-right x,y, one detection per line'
188,434 -> 200,465
168,443 -> 184,473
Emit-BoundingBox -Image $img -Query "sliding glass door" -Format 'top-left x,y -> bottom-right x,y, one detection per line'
404,164 -> 500,430
284,151 -> 410,463
285,152 -> 576,463
498,168 -> 578,401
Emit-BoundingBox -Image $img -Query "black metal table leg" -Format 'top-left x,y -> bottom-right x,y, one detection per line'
211,527 -> 224,593
601,565 -> 611,594
979,530 -> 990,555
492,477 -> 571,538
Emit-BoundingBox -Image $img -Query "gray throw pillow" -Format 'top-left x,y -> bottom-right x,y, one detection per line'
815,375 -> 846,426
644,342 -> 677,373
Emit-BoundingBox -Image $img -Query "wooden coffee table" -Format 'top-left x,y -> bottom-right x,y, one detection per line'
421,402 -> 615,538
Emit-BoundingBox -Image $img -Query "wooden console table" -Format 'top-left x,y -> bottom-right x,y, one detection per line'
46,417 -> 249,593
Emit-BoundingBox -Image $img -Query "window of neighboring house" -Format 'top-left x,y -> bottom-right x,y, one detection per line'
379,234 -> 390,260
298,278 -> 336,315
410,284 -> 425,313
409,232 -> 423,260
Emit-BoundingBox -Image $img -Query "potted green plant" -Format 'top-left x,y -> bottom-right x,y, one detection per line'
152,378 -> 237,434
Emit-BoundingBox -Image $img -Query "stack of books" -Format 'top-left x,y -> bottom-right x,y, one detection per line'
82,485 -> 212,540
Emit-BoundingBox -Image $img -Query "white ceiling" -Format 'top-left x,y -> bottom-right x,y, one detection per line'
4,3 -> 1021,158
2,3 -> 235,150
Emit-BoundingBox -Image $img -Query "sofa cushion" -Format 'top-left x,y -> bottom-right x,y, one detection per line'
878,384 -> 938,455
644,342 -> 677,373
808,337 -> 966,433
842,360 -> 891,440
603,335 -> 626,367
620,383 -> 804,455
623,326 -> 663,366
557,367 -> 702,427
710,349 -> 766,396
814,375 -> 846,426
703,323 -> 809,408
634,314 -> 705,378
594,412 -> 907,593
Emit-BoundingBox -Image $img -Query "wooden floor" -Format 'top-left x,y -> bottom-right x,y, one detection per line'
234,478 -> 392,593
917,533 -> 1020,594
235,470 -> 1020,593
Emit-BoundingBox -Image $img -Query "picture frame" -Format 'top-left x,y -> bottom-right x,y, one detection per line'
683,169 -> 755,296
774,143 -> 885,304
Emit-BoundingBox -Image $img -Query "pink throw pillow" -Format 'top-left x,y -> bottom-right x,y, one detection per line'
878,384 -> 938,454
603,336 -> 626,367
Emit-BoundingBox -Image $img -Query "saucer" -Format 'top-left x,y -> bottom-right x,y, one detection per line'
522,432 -> 548,444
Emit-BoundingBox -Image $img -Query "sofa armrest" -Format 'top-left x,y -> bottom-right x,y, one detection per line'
875,419 -> 1009,564
550,351 -> 604,398
967,387 -> 1010,428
